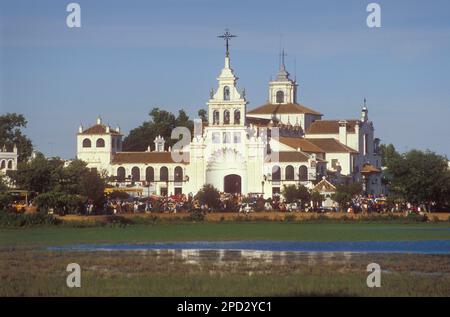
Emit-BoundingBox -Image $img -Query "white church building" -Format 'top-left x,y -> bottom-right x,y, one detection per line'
76,34 -> 382,198
0,145 -> 18,175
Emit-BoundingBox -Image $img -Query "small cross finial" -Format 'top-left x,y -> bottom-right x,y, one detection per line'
280,49 -> 287,69
364,98 -> 367,108
218,29 -> 237,57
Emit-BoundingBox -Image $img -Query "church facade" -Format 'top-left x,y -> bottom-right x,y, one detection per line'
76,38 -> 383,198
0,145 -> 18,175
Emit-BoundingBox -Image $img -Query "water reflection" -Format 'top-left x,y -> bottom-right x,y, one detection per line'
135,249 -> 356,266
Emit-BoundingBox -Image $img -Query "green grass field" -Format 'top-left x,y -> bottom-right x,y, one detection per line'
1,222 -> 450,247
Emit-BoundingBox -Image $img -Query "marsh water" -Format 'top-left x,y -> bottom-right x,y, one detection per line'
50,240 -> 450,255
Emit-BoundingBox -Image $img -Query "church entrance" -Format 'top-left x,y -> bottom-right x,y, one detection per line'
224,174 -> 241,194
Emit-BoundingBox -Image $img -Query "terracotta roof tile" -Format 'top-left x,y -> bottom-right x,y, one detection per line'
361,163 -> 381,174
306,120 -> 358,134
112,152 -> 189,164
272,151 -> 309,162
79,124 -> 121,135
305,138 -> 358,153
245,116 -> 272,126
313,178 -> 336,192
247,103 -> 323,116
278,137 -> 325,153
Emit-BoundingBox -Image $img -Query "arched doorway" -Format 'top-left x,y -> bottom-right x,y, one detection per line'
224,174 -> 241,194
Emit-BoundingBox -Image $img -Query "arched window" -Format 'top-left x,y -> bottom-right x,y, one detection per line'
285,165 -> 294,180
272,165 -> 281,181
223,86 -> 230,101
299,165 -> 308,181
276,91 -> 284,103
146,167 -> 154,182
7,160 -> 12,169
160,166 -> 168,182
116,167 -> 126,182
174,166 -> 183,182
234,110 -> 240,125
131,167 -> 140,182
223,110 -> 230,125
96,138 -> 105,148
0,160 -> 5,169
213,110 -> 219,125
82,138 -> 91,148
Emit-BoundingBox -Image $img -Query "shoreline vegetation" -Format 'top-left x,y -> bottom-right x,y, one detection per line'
1,210 -> 450,229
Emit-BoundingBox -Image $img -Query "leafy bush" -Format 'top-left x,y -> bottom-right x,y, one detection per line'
405,212 -> 428,222
185,210 -> 205,222
283,214 -> 296,222
0,211 -> 61,228
195,184 -> 221,211
0,192 -> 13,210
34,191 -> 84,214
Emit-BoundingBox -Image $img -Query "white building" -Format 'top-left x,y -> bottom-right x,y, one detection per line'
76,38 -> 382,198
0,145 -> 18,174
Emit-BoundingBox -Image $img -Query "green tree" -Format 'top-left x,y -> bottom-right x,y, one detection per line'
282,185 -> 298,203
11,153 -> 63,193
0,113 -> 33,162
10,155 -> 107,210
34,191 -> 84,214
123,108 -> 194,151
379,143 -> 401,167
332,183 -> 362,211
198,109 -> 208,123
281,184 -> 311,205
386,150 -> 450,208
196,184 -> 221,210
310,191 -> 325,210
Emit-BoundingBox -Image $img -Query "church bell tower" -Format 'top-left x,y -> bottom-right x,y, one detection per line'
207,30 -> 248,127
268,49 -> 298,105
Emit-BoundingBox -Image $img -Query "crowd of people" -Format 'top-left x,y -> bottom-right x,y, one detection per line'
7,192 -> 437,215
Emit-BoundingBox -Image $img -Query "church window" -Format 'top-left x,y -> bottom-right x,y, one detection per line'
299,165 -> 308,181
174,166 -> 183,182
7,160 -> 12,169
146,166 -> 154,182
272,165 -> 281,181
234,110 -> 240,124
233,132 -> 241,144
276,90 -> 284,103
223,110 -> 230,124
213,110 -> 219,125
212,132 -> 220,144
116,167 -> 125,182
82,138 -> 91,148
223,132 -> 230,143
0,160 -> 5,169
96,138 -> 105,148
160,166 -> 168,182
285,165 -> 294,180
224,86 -> 230,101
131,166 -> 140,182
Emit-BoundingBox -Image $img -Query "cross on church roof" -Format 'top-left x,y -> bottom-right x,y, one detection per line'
218,29 -> 237,57
280,49 -> 287,69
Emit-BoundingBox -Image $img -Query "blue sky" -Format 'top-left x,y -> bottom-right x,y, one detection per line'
1,0 -> 449,159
